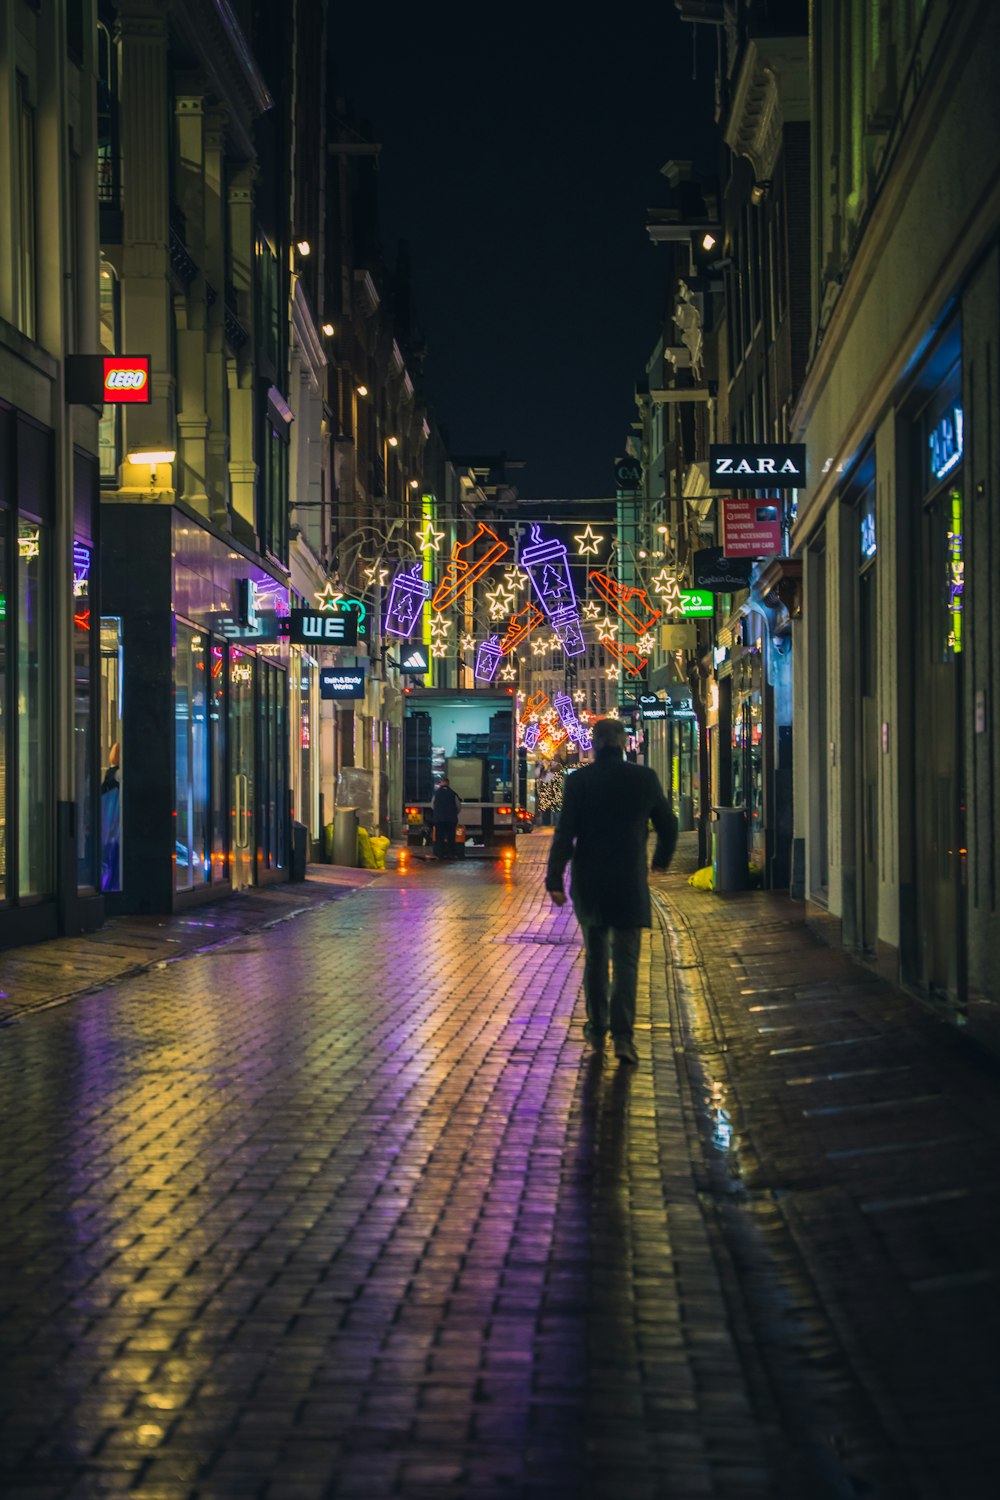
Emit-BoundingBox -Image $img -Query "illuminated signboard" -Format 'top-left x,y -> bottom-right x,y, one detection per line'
287,608 -> 358,645
397,643 -> 429,674
103,356 -> 151,403
679,588 -> 713,617
721,499 -> 783,558
709,444 -> 806,489
320,668 -> 365,700
929,404 -> 963,481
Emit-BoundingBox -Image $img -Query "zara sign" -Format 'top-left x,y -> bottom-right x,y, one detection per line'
709,444 -> 806,489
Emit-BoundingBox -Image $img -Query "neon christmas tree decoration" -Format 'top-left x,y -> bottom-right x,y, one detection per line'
432,521 -> 508,610
475,635 -> 503,682
383,563 -> 431,639
524,723 -> 541,751
588,572 -> 662,634
553,614 -> 586,657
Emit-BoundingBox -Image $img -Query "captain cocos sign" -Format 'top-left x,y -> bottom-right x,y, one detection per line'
710,444 -> 806,489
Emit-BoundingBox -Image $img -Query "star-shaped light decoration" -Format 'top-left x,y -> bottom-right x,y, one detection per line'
582,600 -> 602,622
651,568 -> 682,611
315,581 -> 344,612
460,632 -> 475,652
416,523 -> 445,551
502,567 -> 527,593
573,690 -> 586,703
485,583 -> 515,619
363,563 -> 389,588
573,523 -> 604,556
606,707 -> 620,719
430,639 -> 448,658
430,614 -> 452,638
596,615 -> 615,635
499,660 -> 517,681
637,632 -> 656,654
531,635 -> 550,656
605,666 -> 619,680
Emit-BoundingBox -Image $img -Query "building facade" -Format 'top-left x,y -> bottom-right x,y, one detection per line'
0,0 -> 103,945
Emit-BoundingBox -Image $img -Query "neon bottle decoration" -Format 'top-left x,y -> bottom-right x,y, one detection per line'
383,563 -> 431,639
518,526 -> 586,656
520,526 -> 577,620
553,614 -> 586,658
475,635 -> 503,683
523,723 -> 541,751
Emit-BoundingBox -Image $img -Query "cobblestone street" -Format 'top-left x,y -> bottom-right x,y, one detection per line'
2,834 -> 1000,1499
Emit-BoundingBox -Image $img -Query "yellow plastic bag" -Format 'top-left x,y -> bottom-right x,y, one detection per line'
370,835 -> 390,871
688,865 -> 715,891
357,827 -> 378,870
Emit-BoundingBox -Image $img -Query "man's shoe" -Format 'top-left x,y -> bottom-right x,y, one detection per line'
582,1024 -> 607,1049
614,1037 -> 639,1065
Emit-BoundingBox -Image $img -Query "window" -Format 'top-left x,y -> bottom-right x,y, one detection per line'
100,617 -> 124,892
73,543 -> 95,888
98,265 -> 120,480
18,521 -> 50,894
174,622 -> 209,890
16,77 -> 37,341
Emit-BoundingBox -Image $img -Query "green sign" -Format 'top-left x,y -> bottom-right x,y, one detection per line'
680,588 -> 713,617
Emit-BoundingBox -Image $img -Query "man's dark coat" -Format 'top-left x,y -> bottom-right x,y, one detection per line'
431,784 -> 461,823
545,750 -> 677,928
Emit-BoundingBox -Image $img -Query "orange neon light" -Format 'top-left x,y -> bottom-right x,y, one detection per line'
431,522 -> 509,611
601,637 -> 649,677
589,571 -> 662,634
500,600 -> 543,655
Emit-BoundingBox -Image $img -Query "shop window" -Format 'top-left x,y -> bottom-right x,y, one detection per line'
174,622 -> 209,890
209,643 -> 227,881
17,521 -> 50,895
96,21 -> 120,210
73,543 -> 96,888
16,76 -> 37,342
100,617 -> 123,892
98,265 -> 121,481
0,515 -> 6,896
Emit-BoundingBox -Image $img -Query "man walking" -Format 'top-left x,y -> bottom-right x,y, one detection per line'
545,717 -> 677,1064
431,777 -> 462,860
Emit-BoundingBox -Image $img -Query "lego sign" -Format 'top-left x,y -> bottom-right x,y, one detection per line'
65,353 -> 152,405
720,499 -> 783,558
103,357 -> 151,402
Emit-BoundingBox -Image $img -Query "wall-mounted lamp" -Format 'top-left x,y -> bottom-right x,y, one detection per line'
127,449 -> 175,487
409,479 -> 419,490
296,239 -> 311,256
700,231 -> 717,251
321,322 -> 335,337
387,435 -> 398,447
356,384 -> 368,397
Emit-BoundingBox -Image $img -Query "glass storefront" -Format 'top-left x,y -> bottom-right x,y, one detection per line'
17,519 -> 50,896
290,650 -> 319,845
100,616 -> 123,892
174,621 -> 210,890
230,646 -> 255,890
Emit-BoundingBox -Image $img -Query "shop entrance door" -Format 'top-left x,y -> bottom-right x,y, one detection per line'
230,647 -> 255,891
858,565 -> 878,951
257,660 -> 288,878
914,481 -> 965,1002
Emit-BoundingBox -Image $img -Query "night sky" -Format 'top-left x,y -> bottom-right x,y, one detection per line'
332,12 -> 717,501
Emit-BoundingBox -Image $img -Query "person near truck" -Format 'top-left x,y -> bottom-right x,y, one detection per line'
431,778 -> 462,860
545,716 -> 677,1065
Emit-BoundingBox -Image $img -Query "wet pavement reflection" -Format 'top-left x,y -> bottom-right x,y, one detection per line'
1,836 -> 999,1497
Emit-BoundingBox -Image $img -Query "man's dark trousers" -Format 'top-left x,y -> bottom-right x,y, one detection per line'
582,926 -> 642,1039
435,821 -> 457,858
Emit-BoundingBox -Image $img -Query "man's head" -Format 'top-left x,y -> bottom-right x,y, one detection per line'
439,778 -> 449,787
592,717 -> 627,755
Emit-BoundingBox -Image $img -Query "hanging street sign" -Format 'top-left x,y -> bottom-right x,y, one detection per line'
720,499 -> 783,558
692,547 -> 753,591
679,588 -> 713,617
320,667 -> 365,700
397,642 -> 429,674
709,443 -> 806,488
287,608 -> 358,645
65,354 -> 153,405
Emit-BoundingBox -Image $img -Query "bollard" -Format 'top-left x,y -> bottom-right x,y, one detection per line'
333,806 -> 359,867
713,807 -> 748,892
